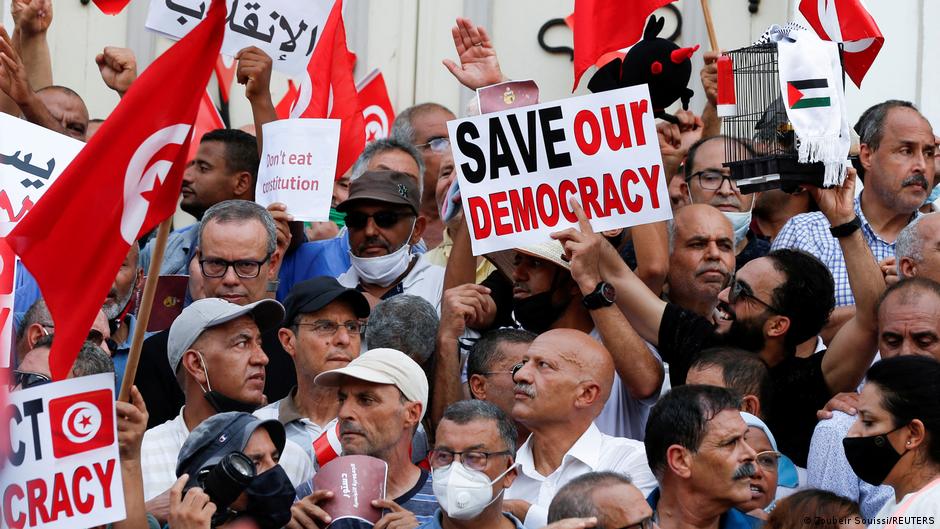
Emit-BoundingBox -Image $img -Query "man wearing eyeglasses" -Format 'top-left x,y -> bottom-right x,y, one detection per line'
417,400 -> 523,529
336,169 -> 445,313
254,276 -> 370,462
392,102 -> 457,248
677,135 -> 769,270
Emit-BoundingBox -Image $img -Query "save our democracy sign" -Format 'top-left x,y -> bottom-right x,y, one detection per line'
146,0 -> 332,77
1,374 -> 125,529
447,84 -> 672,256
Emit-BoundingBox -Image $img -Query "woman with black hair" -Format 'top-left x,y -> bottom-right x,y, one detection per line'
844,355 -> 940,528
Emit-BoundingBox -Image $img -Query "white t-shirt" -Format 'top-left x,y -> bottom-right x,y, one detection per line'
140,407 -> 313,501
869,478 -> 940,529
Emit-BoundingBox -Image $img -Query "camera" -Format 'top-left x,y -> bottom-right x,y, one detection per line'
193,451 -> 256,527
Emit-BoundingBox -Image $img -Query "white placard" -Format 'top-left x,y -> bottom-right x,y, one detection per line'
256,118 -> 340,221
146,0 -> 333,77
447,84 -> 672,256
2,374 -> 125,529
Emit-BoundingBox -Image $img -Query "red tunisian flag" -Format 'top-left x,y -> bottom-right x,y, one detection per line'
6,0 -> 226,380
188,90 -> 226,163
276,81 -> 300,119
214,55 -> 238,103
571,0 -> 676,90
356,69 -> 395,142
291,0 -> 365,178
799,0 -> 884,87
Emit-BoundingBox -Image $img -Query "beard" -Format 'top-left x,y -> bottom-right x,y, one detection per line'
724,315 -> 767,353
103,284 -> 135,321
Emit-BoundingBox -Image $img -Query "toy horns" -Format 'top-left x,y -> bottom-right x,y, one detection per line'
671,44 -> 700,64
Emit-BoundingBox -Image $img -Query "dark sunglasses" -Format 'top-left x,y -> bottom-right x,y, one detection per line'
13,370 -> 51,389
344,210 -> 413,230
728,278 -> 782,314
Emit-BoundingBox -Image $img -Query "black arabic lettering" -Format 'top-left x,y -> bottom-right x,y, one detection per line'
228,1 -> 275,43
165,0 -> 205,25
305,24 -> 319,56
0,150 -> 55,181
277,16 -> 308,53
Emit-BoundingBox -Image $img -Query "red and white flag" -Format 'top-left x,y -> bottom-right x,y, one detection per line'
214,54 -> 237,103
290,0 -> 365,178
188,90 -> 225,163
6,0 -> 226,380
356,69 -> 395,142
799,0 -> 883,87
276,80 -> 300,119
570,0 -> 676,90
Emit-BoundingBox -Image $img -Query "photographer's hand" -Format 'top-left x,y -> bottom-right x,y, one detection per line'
168,475 -> 217,529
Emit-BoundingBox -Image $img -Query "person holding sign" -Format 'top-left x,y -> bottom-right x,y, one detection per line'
334,170 -> 445,312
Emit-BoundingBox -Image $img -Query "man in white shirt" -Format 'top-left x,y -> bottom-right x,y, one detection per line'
335,170 -> 445,312
503,328 -> 657,529
140,297 -> 311,520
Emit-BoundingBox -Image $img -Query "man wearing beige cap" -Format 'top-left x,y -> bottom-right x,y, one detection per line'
140,297 -> 312,519
290,348 -> 438,528
336,170 -> 445,312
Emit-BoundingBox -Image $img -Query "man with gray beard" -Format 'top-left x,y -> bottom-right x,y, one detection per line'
104,244 -> 143,391
644,385 -> 762,529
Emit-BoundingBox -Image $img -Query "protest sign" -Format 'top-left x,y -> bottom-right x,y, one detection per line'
2,374 -> 125,529
146,0 -> 333,77
447,84 -> 672,256
255,119 -> 340,222
0,114 -> 84,368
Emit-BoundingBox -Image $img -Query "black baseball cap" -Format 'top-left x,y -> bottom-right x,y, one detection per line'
176,412 -> 286,485
282,276 -> 370,326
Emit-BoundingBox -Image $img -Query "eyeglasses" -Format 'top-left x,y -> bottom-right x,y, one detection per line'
754,450 -> 782,472
416,137 -> 450,153
429,449 -> 511,472
728,277 -> 782,314
615,517 -> 655,529
295,320 -> 366,336
199,252 -> 272,279
689,169 -> 740,191
344,210 -> 414,230
480,370 -> 515,377
13,370 -> 51,389
86,329 -> 118,353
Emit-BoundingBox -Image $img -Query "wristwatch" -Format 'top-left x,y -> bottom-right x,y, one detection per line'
829,216 -> 861,238
582,281 -> 616,310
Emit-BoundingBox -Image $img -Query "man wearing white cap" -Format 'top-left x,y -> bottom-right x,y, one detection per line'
140,298 -> 312,520
291,348 -> 438,528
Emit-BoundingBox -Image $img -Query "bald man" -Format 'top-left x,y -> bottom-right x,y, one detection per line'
504,329 -> 657,529
665,205 -> 736,317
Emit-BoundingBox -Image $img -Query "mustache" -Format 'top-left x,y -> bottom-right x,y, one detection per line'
514,383 -> 536,398
902,173 -> 929,188
696,264 -> 730,277
733,462 -> 757,480
339,421 -> 366,436
512,282 -> 531,293
356,236 -> 390,253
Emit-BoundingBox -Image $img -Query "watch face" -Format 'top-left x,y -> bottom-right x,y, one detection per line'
600,282 -> 615,302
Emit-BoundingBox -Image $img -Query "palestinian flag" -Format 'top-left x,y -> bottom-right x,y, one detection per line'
787,79 -> 830,109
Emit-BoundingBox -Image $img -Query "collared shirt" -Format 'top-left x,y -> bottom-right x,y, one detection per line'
254,387 -> 331,462
418,508 -> 525,529
506,422 -> 657,529
424,230 -> 497,284
139,223 -> 199,276
771,195 -> 916,306
140,406 -> 313,501
647,488 -> 763,529
807,411 -> 894,519
337,253 -> 445,313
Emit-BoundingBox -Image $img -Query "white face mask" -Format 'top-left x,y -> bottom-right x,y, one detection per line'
723,209 -> 752,246
431,461 -> 518,520
348,221 -> 416,287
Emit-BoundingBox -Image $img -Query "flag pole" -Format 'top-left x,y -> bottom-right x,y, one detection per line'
700,0 -> 719,51
118,217 -> 173,401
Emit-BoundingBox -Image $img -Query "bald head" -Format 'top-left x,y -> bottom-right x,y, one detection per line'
36,86 -> 89,141
540,329 -> 614,403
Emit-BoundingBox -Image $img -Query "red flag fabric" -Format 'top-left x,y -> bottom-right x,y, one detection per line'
571,0 -> 675,90
356,69 -> 395,142
799,0 -> 884,87
6,0 -> 226,381
92,0 -> 131,15
276,81 -> 300,119
188,90 -> 226,163
291,0 -> 365,178
214,55 -> 237,103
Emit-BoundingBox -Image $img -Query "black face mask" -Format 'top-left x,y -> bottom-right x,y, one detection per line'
203,391 -> 261,414
842,425 -> 908,486
239,466 -> 296,529
513,291 -> 569,334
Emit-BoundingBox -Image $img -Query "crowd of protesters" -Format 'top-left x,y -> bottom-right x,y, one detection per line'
4,5 -> 940,529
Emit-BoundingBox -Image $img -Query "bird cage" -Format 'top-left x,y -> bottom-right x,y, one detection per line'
720,42 -> 837,194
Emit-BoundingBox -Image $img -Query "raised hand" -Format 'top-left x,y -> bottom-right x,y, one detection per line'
236,46 -> 273,104
96,47 -> 138,97
12,0 -> 52,37
0,25 -> 32,105
442,17 -> 505,90
807,167 -> 858,227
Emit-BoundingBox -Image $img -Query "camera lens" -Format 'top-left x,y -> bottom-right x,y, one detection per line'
199,452 -> 256,514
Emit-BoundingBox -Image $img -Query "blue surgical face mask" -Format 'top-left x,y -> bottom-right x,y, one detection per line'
723,209 -> 752,246
924,184 -> 940,207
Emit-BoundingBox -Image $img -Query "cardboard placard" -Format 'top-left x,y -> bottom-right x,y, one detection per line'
447,84 -> 672,255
